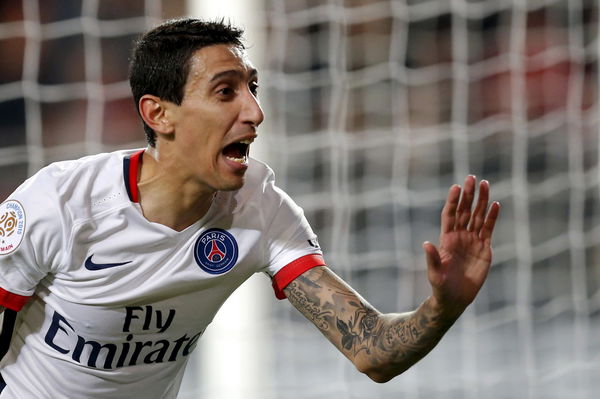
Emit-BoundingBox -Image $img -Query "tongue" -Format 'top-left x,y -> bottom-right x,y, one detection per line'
223,143 -> 245,159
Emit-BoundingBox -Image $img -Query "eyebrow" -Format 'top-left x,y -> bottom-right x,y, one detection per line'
210,68 -> 258,82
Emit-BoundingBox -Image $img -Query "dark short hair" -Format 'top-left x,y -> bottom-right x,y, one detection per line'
129,18 -> 244,147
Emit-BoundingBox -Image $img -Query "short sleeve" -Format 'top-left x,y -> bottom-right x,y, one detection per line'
0,169 -> 67,310
260,177 -> 326,299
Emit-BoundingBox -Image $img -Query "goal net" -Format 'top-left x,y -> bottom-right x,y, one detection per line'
260,0 -> 599,398
0,0 -> 167,199
0,0 -> 598,398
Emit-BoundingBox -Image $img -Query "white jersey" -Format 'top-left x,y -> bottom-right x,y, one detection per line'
0,149 -> 324,398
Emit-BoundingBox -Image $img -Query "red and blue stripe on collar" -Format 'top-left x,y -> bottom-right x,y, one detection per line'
123,150 -> 144,203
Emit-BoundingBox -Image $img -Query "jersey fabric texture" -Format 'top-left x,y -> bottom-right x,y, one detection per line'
0,149 -> 325,398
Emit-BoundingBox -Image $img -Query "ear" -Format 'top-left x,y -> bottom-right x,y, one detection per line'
138,94 -> 175,136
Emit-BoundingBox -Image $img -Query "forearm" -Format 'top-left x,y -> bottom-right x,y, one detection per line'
363,297 -> 460,382
284,267 -> 460,383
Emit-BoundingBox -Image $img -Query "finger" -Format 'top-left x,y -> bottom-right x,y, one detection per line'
423,241 -> 442,271
441,184 -> 461,233
455,175 -> 476,230
479,201 -> 500,241
468,180 -> 489,232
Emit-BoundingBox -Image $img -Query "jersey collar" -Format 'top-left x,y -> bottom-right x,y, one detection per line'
123,150 -> 144,203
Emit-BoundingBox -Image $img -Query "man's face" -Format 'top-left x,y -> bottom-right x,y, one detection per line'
164,44 -> 264,192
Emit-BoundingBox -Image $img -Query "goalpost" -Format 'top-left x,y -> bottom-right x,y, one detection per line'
0,0 -> 599,398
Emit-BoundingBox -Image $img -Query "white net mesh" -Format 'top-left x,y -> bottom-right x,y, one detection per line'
1,0 -> 599,398
260,0 -> 599,398
0,0 -> 167,198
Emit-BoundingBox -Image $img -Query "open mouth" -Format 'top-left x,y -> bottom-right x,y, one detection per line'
222,139 -> 252,164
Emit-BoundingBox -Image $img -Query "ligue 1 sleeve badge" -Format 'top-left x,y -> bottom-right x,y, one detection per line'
194,228 -> 238,274
0,200 -> 26,255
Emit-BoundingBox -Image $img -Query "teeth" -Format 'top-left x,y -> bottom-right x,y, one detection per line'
226,155 -> 247,164
238,139 -> 253,145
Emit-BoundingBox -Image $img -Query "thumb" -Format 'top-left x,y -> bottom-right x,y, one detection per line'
423,241 -> 442,271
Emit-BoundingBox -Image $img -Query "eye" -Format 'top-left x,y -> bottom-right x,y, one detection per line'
217,86 -> 234,97
249,82 -> 259,96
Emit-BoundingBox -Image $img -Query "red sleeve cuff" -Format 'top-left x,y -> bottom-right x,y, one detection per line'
0,287 -> 30,311
272,254 -> 326,300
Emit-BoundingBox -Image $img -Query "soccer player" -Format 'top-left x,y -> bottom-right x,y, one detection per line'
0,18 -> 499,398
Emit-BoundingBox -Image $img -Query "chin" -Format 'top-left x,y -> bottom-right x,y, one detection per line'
219,176 -> 246,192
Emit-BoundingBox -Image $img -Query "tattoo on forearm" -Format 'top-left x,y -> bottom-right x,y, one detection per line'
377,303 -> 451,365
336,304 -> 381,356
336,301 -> 451,369
285,268 -> 455,370
285,278 -> 335,331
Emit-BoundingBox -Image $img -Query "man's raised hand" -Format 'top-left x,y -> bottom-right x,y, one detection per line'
422,176 -> 500,317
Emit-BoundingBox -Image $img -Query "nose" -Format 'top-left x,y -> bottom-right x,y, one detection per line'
241,90 -> 264,128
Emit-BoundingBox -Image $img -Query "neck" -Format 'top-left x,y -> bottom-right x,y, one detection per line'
136,146 -> 215,232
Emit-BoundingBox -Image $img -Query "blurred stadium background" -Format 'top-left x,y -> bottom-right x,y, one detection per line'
1,0 -> 599,398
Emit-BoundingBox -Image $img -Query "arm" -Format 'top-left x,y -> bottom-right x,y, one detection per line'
284,266 -> 454,383
284,176 -> 500,382
0,306 -> 14,361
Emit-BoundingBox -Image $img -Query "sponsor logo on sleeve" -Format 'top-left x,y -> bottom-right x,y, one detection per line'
0,200 -> 26,255
193,228 -> 238,274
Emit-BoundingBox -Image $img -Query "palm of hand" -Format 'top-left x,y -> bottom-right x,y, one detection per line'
431,229 -> 492,306
424,177 -> 500,313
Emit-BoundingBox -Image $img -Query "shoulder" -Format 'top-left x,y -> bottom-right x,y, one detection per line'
232,158 -> 296,208
15,150 -> 129,191
212,158 -> 296,224
6,149 -> 139,226
243,157 -> 276,189
230,158 -> 275,203
41,149 -> 134,186
241,158 -> 308,220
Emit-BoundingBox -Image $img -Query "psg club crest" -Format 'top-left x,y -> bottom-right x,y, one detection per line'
194,228 -> 238,274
